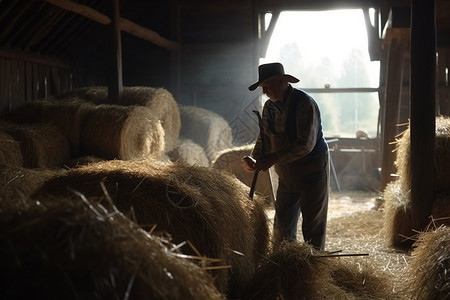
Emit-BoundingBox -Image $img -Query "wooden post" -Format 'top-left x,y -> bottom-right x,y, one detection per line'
106,0 -> 123,104
409,0 -> 436,232
380,30 -> 407,190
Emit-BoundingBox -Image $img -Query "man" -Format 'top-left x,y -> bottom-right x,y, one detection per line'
242,62 -> 329,251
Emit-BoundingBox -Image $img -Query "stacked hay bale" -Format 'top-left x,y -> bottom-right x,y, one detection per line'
0,122 -> 70,169
178,105 -> 233,164
54,86 -> 181,153
0,131 -> 23,167
80,104 -> 165,160
212,144 -> 276,205
7,99 -> 166,162
0,194 -> 224,300
383,116 -> 450,247
7,98 -> 95,157
33,158 -> 269,299
405,225 -> 450,299
167,138 -> 209,167
240,241 -> 394,300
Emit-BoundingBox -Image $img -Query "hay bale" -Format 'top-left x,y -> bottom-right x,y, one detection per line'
55,86 -> 181,152
395,116 -> 450,193
382,180 -> 413,247
212,144 -> 276,205
0,131 -> 23,167
33,159 -> 269,298
7,98 -> 96,157
167,138 -> 209,167
179,105 -> 233,163
383,180 -> 450,248
122,87 -> 181,152
0,195 -> 224,300
0,122 -> 70,169
0,166 -> 58,201
80,104 -> 165,160
241,241 -> 394,300
406,226 -> 450,299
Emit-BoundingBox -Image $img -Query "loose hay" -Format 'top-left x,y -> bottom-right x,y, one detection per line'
0,122 -> 70,169
178,105 -> 233,163
212,144 -> 276,205
54,86 -> 181,152
62,155 -> 105,169
33,159 -> 269,298
0,194 -> 224,300
167,138 -> 210,167
406,225 -> 450,299
0,131 -> 23,167
80,104 -> 165,160
241,241 -> 394,300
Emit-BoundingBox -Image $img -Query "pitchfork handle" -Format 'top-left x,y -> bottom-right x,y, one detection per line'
249,110 -> 263,199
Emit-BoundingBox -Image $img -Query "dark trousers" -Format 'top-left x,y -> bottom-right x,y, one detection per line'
273,152 -> 329,251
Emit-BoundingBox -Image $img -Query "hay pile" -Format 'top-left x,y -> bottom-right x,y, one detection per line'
0,166 -> 58,201
383,116 -> 450,247
240,241 -> 393,300
167,138 -> 210,167
80,104 -> 165,160
405,225 -> 450,299
212,144 -> 276,205
178,105 -> 233,163
0,194 -> 224,300
0,122 -> 70,169
33,158 -> 269,298
0,131 -> 23,167
7,98 -> 95,156
54,86 -> 181,152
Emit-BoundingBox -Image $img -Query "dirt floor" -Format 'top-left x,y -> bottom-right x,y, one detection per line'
266,190 -> 411,297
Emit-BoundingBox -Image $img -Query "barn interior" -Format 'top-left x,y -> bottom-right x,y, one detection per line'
1,0 -> 450,299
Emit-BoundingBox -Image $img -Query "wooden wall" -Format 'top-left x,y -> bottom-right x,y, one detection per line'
0,48 -> 73,118
172,1 -> 259,145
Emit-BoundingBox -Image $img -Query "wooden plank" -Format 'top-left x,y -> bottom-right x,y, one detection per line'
32,63 -> 39,101
437,50 -> 449,115
25,61 -> 33,102
0,58 -> 8,116
410,0 -> 436,232
16,60 -> 26,108
0,47 -> 69,69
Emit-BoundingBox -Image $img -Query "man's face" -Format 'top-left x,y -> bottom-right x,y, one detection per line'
260,79 -> 287,102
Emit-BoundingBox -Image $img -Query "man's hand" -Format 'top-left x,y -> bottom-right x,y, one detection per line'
255,153 -> 278,171
241,156 -> 256,172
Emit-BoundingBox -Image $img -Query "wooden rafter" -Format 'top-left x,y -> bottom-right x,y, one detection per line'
43,0 -> 179,51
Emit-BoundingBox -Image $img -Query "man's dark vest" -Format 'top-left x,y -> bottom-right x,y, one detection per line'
286,89 -> 328,156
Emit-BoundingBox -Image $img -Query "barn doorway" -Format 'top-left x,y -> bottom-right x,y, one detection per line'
262,9 -> 381,139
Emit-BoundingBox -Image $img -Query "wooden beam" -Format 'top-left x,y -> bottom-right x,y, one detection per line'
409,0 -> 436,232
380,30 -> 408,191
43,0 -> 179,51
45,0 -> 110,24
